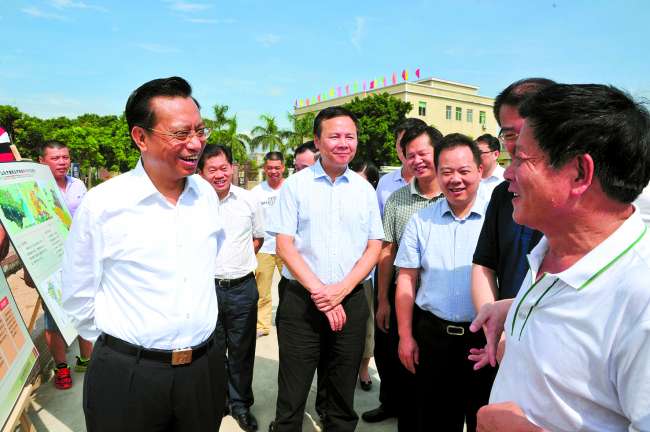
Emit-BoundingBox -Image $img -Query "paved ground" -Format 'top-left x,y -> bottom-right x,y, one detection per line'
13,269 -> 396,432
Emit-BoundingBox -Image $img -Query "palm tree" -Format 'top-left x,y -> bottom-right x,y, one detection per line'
285,112 -> 315,150
204,104 -> 251,162
250,114 -> 288,154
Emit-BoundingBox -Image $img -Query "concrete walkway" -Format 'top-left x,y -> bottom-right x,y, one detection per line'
24,271 -> 397,431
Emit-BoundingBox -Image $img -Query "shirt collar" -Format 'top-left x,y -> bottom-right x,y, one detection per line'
131,159 -> 199,204
409,178 -> 442,200
440,192 -> 487,220
312,159 -> 352,183
528,209 -> 647,290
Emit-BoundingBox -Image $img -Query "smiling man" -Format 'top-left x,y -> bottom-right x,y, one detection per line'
363,122 -> 443,428
199,145 -> 264,432
472,84 -> 650,432
394,133 -> 496,432
267,106 -> 384,431
62,77 -> 226,432
252,151 -> 285,338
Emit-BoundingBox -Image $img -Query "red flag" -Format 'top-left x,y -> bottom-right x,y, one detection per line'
392,72 -> 397,85
401,69 -> 408,81
370,80 -> 375,89
306,98 -> 310,106
317,94 -> 321,102
415,68 -> 421,79
345,84 -> 350,95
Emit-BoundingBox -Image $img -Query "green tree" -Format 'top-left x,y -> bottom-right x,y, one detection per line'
343,93 -> 412,166
250,114 -> 288,154
0,105 -> 23,141
285,112 -> 315,149
204,104 -> 251,163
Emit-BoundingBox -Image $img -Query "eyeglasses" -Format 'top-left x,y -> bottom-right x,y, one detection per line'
145,127 -> 212,142
498,129 -> 519,144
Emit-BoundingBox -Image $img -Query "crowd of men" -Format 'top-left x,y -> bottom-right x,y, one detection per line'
47,74 -> 650,432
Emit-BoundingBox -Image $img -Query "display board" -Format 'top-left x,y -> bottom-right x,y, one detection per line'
0,162 -> 78,344
0,273 -> 38,429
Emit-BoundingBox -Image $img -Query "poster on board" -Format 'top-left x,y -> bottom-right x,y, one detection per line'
0,162 -> 78,345
0,272 -> 38,428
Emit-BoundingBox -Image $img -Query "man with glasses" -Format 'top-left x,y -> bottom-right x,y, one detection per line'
471,79 -> 555,323
475,134 -> 504,196
472,83 -> 650,432
62,76 -> 226,431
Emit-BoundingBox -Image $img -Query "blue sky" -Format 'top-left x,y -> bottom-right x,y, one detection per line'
1,0 -> 648,133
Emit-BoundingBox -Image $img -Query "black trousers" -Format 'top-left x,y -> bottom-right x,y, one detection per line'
373,274 -> 417,431
413,306 -> 497,432
84,333 -> 226,432
275,277 -> 368,432
215,275 -> 259,414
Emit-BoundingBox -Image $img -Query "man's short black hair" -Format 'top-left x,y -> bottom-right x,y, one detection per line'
434,133 -> 481,169
40,140 -> 68,157
494,78 -> 556,125
350,160 -> 380,189
399,124 -> 443,155
198,144 -> 232,171
520,83 -> 650,204
124,76 -> 200,143
475,134 -> 500,152
294,140 -> 317,158
264,151 -> 284,163
394,118 -> 427,140
313,106 -> 358,137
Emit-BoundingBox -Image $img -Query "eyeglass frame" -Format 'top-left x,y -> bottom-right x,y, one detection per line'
498,129 -> 519,145
144,126 -> 212,142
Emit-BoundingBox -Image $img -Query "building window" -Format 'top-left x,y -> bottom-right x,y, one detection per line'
418,101 -> 426,116
455,107 -> 462,121
479,111 -> 486,124
445,105 -> 452,120
467,109 -> 473,123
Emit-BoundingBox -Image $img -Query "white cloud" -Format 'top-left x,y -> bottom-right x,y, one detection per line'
49,0 -> 107,12
21,6 -> 67,21
267,87 -> 285,97
350,16 -> 366,51
136,43 -> 180,54
184,17 -> 236,24
256,33 -> 281,47
166,1 -> 213,12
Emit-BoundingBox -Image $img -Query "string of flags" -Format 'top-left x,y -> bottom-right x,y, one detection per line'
294,67 -> 421,109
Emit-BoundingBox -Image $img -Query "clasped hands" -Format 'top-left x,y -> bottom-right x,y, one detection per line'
311,282 -> 348,332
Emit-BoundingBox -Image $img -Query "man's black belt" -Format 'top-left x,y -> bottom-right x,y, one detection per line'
215,272 -> 254,288
100,333 -> 213,366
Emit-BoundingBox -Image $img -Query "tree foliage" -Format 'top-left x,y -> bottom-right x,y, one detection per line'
285,112 -> 315,149
250,114 -> 288,154
343,93 -> 412,167
203,104 -> 250,163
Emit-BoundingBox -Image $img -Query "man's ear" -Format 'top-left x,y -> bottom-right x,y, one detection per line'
131,126 -> 148,153
570,153 -> 594,196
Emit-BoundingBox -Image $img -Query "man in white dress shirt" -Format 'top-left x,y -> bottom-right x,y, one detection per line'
199,144 -> 264,432
470,84 -> 650,431
475,133 -> 504,196
267,106 -> 384,431
62,77 -> 225,432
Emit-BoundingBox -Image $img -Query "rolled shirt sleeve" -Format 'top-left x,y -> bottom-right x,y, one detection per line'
266,178 -> 298,238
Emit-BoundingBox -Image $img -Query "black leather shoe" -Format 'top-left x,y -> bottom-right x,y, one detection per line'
361,405 -> 396,423
234,411 -> 258,432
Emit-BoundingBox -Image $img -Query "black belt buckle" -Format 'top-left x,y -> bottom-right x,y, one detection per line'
171,348 -> 193,365
217,279 -> 231,288
446,325 -> 465,336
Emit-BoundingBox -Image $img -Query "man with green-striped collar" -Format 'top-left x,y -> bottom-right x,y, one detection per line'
470,83 -> 650,431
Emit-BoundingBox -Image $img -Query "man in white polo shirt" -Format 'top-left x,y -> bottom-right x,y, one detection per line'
199,144 -> 264,432
469,83 -> 650,431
